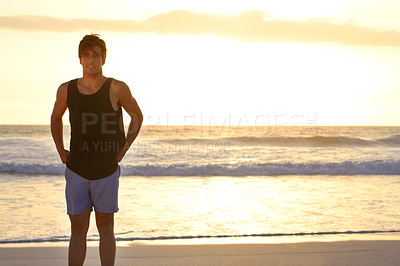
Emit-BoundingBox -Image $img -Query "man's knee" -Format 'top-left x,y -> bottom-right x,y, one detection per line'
69,211 -> 90,236
95,212 -> 114,235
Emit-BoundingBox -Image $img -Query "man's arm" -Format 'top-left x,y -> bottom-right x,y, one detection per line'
50,83 -> 70,164
114,81 -> 143,162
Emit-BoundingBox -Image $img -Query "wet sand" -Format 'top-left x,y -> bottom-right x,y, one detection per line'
1,239 -> 400,265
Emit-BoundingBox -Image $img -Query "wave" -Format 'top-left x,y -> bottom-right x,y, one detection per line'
122,161 -> 400,176
2,160 -> 400,176
160,135 -> 400,147
0,162 -> 65,175
1,229 -> 400,244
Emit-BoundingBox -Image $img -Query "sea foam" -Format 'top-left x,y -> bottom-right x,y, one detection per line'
2,160 -> 400,176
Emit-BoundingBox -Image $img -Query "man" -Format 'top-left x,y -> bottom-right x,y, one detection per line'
51,34 -> 143,266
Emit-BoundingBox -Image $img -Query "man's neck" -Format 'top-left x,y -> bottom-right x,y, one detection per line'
80,73 -> 106,88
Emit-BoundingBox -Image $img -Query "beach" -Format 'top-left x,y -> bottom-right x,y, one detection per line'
1,238 -> 400,265
2,125 -> 400,264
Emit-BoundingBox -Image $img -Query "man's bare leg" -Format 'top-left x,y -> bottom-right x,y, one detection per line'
69,210 -> 91,266
95,212 -> 116,266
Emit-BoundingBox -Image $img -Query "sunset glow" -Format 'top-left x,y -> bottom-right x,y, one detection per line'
1,1 -> 400,125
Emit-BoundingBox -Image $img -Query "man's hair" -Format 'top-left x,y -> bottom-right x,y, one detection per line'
78,34 -> 107,62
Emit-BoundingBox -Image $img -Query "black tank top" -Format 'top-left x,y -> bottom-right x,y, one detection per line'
66,78 -> 126,180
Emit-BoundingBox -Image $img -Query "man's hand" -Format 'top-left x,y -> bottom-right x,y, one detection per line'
58,149 -> 70,164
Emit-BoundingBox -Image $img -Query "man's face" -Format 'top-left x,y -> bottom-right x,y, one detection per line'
80,45 -> 104,75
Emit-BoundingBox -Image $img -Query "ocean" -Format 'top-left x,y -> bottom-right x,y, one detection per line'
0,125 -> 400,244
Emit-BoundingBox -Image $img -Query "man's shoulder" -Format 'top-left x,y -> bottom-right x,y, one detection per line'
57,81 -> 70,95
58,78 -> 79,92
110,78 -> 130,94
59,81 -> 70,90
54,81 -> 71,101
59,78 -> 79,89
57,78 -> 78,98
110,78 -> 128,89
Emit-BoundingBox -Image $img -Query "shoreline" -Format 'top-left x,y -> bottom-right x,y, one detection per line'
2,232 -> 400,248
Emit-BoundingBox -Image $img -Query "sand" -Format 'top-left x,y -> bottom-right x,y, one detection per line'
1,239 -> 400,266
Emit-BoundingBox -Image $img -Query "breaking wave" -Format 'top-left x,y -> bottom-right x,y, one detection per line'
2,160 -> 400,176
160,135 -> 400,147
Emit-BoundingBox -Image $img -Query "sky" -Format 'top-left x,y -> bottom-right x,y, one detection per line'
1,0 -> 400,126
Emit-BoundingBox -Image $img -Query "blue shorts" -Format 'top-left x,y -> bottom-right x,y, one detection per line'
65,166 -> 120,215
